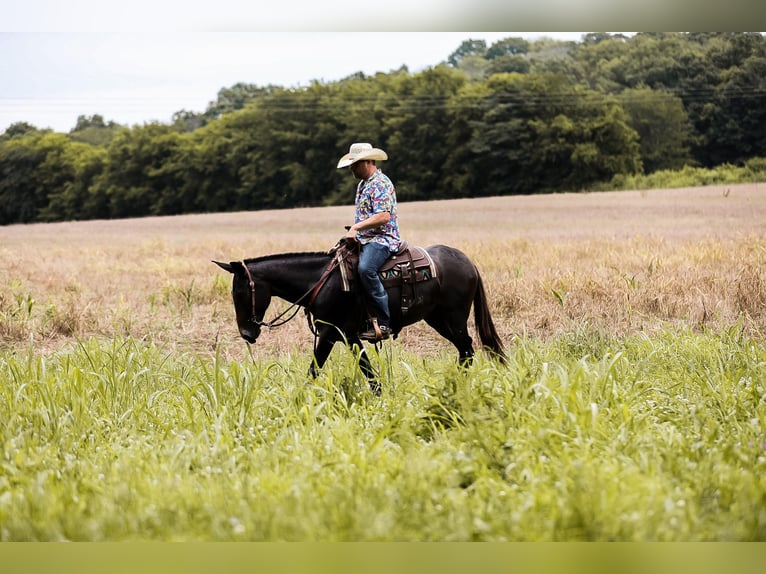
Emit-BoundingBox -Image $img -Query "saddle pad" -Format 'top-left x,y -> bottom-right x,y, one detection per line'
336,245 -> 438,292
379,246 -> 437,287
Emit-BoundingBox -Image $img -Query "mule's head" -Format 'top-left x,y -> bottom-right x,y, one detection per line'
213,260 -> 271,344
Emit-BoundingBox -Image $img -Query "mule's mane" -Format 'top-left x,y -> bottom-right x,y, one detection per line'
243,252 -> 329,265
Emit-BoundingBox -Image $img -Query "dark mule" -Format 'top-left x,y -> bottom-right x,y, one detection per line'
214,243 -> 505,393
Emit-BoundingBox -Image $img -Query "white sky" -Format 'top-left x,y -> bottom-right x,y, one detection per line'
0,31 -> 590,133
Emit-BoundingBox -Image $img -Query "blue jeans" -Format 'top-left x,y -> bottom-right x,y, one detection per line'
358,242 -> 391,327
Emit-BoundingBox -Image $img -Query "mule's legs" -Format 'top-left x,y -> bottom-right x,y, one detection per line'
349,338 -> 377,379
308,327 -> 337,379
425,310 -> 475,366
349,337 -> 381,396
308,328 -> 381,396
308,343 -> 334,378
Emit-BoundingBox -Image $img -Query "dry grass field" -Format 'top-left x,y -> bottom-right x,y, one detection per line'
1,184 -> 765,359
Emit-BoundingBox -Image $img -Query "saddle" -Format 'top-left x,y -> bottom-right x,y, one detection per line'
330,239 -> 438,315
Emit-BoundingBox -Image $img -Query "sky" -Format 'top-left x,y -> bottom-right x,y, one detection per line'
0,31 -> 589,133
4,0 -> 741,134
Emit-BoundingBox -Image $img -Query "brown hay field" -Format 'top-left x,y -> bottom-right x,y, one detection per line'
1,184 -> 764,362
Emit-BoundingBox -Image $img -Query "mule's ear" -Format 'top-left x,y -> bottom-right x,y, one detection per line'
212,260 -> 235,274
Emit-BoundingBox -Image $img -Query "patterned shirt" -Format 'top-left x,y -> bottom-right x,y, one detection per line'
354,168 -> 401,251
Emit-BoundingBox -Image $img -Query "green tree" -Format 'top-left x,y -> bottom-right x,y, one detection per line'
69,114 -> 123,146
190,82 -> 348,212
701,54 -> 766,165
486,55 -> 530,76
233,85 -> 340,210
453,73 -> 641,196
93,123 -> 184,218
573,34 -> 632,92
599,33 -> 700,91
0,132 -> 102,224
706,32 -> 765,70
692,34 -> 766,165
484,37 -> 535,79
447,39 -> 487,67
486,37 -> 530,59
172,109 -> 207,133
385,66 -> 467,201
174,119 -> 240,213
0,134 -> 47,224
204,83 -> 280,121
40,141 -> 107,221
619,87 -> 693,173
528,40 -> 585,84
569,32 -> 766,168
1,121 -> 42,141
455,55 -> 489,81
442,81 -> 493,198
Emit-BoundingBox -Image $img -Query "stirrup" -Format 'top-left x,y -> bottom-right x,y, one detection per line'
359,318 -> 390,342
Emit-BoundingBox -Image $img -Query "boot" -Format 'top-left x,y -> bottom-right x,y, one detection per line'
359,318 -> 390,342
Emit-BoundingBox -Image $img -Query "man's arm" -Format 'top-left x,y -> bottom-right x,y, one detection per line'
345,211 -> 391,238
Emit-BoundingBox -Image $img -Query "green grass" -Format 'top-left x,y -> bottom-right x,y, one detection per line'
1,327 -> 764,541
600,159 -> 766,192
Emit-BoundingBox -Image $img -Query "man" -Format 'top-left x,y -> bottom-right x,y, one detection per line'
337,142 -> 401,342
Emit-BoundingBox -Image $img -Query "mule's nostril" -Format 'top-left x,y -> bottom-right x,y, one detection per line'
240,330 -> 257,344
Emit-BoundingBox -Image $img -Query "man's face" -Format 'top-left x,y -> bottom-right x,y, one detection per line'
349,160 -> 371,180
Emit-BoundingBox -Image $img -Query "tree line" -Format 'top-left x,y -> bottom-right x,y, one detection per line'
2,32 -> 765,225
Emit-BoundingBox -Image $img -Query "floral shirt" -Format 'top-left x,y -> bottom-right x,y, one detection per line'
354,168 -> 401,251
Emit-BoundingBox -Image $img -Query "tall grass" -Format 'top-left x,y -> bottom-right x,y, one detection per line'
1,328 -> 763,541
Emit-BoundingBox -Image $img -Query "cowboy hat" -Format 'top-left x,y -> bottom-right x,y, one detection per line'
336,142 -> 388,168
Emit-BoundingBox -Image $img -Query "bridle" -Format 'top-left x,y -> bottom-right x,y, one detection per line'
239,256 -> 341,330
240,260 -> 259,323
239,261 -> 302,328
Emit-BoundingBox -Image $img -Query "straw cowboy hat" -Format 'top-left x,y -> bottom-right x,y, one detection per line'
336,142 -> 388,168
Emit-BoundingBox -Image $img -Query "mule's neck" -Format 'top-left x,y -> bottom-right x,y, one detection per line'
250,253 -> 332,304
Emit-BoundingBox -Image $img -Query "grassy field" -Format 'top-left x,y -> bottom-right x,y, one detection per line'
0,184 -> 765,541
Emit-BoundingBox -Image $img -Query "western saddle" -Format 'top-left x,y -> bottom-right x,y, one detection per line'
328,238 -> 438,316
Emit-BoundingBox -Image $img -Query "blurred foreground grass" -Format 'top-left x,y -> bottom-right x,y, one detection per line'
1,326 -> 763,541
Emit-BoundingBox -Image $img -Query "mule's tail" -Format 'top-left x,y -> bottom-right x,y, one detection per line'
474,271 -> 507,364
